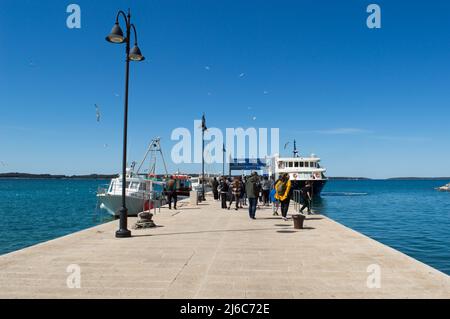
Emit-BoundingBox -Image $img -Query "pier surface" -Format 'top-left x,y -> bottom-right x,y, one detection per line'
0,196 -> 449,299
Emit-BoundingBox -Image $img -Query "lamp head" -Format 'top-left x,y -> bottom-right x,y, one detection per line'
129,45 -> 145,61
106,23 -> 125,44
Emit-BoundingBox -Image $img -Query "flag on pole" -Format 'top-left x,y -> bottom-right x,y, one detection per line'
202,113 -> 207,132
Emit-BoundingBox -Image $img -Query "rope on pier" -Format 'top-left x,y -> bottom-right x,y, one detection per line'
133,211 -> 156,229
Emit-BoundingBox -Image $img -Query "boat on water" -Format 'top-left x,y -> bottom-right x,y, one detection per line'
97,168 -> 166,217
268,140 -> 328,196
436,183 -> 450,192
97,137 -> 170,217
97,138 -> 198,216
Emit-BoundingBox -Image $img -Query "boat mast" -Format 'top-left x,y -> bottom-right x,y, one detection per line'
293,139 -> 299,158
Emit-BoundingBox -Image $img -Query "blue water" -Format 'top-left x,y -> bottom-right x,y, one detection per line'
317,180 -> 450,275
0,179 -> 113,255
0,179 -> 449,275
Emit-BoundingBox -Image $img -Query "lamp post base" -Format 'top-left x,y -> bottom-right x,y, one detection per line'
115,228 -> 131,238
116,207 -> 131,238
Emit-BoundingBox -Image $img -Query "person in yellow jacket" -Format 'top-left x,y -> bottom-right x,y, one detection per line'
275,173 -> 292,221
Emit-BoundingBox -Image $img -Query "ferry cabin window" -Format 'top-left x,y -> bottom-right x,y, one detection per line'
300,162 -> 304,167
294,162 -> 299,167
139,183 -> 146,191
289,162 -> 293,168
305,162 -> 309,168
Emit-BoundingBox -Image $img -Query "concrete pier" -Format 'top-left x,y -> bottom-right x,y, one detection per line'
0,196 -> 449,299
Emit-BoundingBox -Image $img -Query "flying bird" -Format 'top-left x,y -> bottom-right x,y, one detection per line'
28,60 -> 38,68
95,104 -> 101,122
204,66 -> 211,71
239,73 -> 245,78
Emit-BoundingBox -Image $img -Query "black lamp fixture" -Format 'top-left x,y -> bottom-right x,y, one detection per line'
106,23 -> 125,43
105,9 -> 145,238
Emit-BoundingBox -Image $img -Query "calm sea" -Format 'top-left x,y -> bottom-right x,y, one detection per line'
0,179 -> 113,256
316,180 -> 450,275
0,179 -> 449,275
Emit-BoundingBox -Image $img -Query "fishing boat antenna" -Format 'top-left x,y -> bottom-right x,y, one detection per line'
293,140 -> 299,158
136,137 -> 169,176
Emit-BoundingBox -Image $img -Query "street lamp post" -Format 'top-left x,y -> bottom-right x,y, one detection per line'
222,143 -> 226,176
201,113 -> 207,201
106,9 -> 145,238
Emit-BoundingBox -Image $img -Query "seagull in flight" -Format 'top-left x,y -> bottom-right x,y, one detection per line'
95,104 -> 101,122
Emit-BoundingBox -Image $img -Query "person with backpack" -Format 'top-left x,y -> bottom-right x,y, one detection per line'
245,172 -> 259,219
166,176 -> 178,210
228,176 -> 241,211
275,173 -> 292,221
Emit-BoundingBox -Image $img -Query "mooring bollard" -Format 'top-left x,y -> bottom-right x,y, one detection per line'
190,190 -> 199,205
292,214 -> 306,229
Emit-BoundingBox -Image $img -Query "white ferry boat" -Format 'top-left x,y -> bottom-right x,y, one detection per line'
268,141 -> 328,196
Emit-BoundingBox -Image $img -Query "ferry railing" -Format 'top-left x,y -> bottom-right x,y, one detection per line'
292,190 -> 302,213
292,187 -> 314,214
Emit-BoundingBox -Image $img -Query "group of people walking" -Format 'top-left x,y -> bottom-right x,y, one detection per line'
211,173 -> 314,220
165,174 -> 313,218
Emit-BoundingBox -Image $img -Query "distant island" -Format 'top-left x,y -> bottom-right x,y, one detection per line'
328,177 -> 372,181
386,177 -> 450,181
0,173 -> 118,180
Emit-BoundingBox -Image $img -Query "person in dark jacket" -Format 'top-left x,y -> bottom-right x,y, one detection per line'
300,181 -> 313,214
219,177 -> 229,209
166,176 -> 178,210
212,177 -> 219,200
261,176 -> 270,206
245,172 -> 259,219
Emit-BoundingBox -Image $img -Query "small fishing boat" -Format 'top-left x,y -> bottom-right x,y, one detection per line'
436,183 -> 450,192
97,168 -> 166,217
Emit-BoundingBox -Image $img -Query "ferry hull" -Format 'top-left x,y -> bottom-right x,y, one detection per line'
290,179 -> 327,197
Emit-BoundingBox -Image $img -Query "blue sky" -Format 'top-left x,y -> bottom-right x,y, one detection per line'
0,0 -> 449,178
